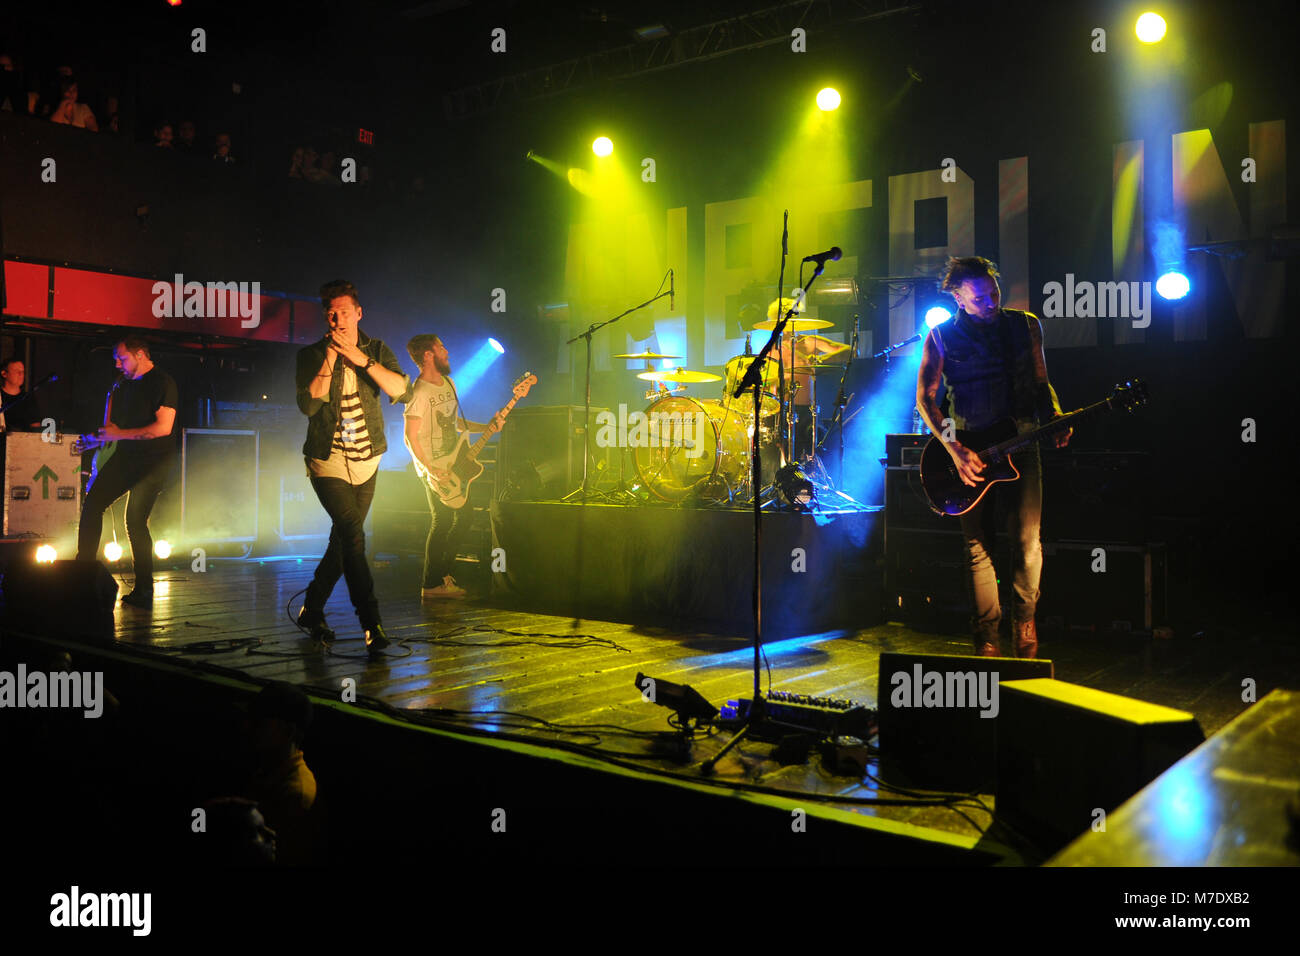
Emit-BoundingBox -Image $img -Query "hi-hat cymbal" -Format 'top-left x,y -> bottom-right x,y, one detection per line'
753,316 -> 833,331
637,367 -> 722,383
613,351 -> 682,360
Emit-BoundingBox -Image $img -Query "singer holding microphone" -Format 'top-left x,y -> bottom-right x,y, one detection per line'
294,279 -> 409,656
76,335 -> 180,607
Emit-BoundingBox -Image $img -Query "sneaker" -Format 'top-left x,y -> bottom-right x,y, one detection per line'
297,606 -> 336,645
422,575 -> 466,599
364,624 -> 390,658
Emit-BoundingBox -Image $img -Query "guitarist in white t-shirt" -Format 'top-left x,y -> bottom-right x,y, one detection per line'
403,334 -> 502,598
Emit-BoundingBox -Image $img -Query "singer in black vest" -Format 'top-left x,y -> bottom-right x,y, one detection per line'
76,335 -> 180,607
915,257 -> 1071,658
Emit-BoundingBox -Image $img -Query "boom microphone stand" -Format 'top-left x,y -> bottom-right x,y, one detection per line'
562,275 -> 673,502
703,217 -> 834,773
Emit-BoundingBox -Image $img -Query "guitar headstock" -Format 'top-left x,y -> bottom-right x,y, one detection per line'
1108,379 -> 1149,413
513,372 -> 538,398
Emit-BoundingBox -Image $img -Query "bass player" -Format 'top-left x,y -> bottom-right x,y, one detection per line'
403,334 -> 503,599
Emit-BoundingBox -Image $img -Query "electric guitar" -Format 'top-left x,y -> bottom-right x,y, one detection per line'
919,380 -> 1148,516
422,372 -> 537,509
73,375 -> 127,487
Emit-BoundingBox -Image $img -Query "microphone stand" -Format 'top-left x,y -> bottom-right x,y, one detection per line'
561,281 -> 672,502
702,221 -> 833,774
817,313 -> 859,489
0,374 -> 59,432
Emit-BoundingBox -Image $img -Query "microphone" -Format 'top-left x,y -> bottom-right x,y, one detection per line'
802,247 -> 842,266
853,313 -> 860,358
782,210 -> 789,256
33,373 -> 59,387
669,269 -> 675,312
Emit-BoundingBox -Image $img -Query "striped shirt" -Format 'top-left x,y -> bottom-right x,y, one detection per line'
307,364 -> 381,484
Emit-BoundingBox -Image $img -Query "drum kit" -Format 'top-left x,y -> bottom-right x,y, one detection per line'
610,298 -> 854,506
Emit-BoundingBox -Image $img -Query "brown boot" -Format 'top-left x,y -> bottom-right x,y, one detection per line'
1013,619 -> 1038,659
976,640 -> 1002,657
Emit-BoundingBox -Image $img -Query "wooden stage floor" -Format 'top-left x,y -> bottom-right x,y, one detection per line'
62,552 -> 1294,864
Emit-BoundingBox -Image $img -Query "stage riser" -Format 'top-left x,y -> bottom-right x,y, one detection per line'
490,501 -> 884,637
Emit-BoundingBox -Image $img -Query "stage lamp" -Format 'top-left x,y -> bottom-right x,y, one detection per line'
1135,12 -> 1167,43
592,136 -> 613,157
35,545 -> 57,563
488,337 -> 505,354
817,87 -> 841,111
104,541 -> 123,563
154,540 -> 173,559
635,672 -> 718,726
924,306 -> 953,329
774,462 -> 815,511
1156,271 -> 1190,300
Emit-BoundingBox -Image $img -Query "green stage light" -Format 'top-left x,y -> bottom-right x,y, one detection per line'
1136,12 -> 1167,43
592,136 -> 613,156
817,87 -> 841,111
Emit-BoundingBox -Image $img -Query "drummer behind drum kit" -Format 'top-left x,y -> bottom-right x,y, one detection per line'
610,296 -> 856,507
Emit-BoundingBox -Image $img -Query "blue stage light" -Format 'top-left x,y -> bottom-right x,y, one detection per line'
489,337 -> 505,354
1155,271 -> 1190,300
924,306 -> 953,329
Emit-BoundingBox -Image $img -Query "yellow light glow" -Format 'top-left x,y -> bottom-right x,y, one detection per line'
1136,12 -> 1167,43
592,136 -> 614,157
154,540 -> 172,559
35,545 -> 57,563
816,87 -> 841,111
104,541 -> 123,562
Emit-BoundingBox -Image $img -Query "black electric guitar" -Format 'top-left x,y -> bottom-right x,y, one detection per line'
919,380 -> 1148,516
423,372 -> 538,509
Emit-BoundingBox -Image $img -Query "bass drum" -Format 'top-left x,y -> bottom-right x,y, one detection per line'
634,397 -> 751,502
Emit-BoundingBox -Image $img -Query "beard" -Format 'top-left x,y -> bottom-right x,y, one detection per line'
434,354 -> 452,376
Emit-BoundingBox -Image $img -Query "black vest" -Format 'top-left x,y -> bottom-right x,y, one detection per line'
934,309 -> 1037,430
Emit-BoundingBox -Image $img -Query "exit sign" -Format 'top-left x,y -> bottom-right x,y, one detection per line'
357,128 -> 374,145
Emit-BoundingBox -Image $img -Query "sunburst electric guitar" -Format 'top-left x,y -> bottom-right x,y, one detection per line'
919,380 -> 1148,516
423,372 -> 537,509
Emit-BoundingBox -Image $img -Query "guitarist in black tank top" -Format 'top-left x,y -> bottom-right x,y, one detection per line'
915,257 -> 1072,658
403,334 -> 502,599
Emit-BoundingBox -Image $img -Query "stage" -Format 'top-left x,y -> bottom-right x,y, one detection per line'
3,551 -> 1294,869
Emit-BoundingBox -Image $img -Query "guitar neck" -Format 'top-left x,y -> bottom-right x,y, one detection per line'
983,397 -> 1113,460
467,396 -> 520,460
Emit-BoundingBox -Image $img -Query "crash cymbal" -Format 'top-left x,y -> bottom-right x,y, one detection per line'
752,316 -> 833,332
613,351 -> 682,360
637,367 -> 723,383
766,297 -> 806,322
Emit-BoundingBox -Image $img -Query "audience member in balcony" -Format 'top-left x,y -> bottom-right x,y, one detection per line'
49,76 -> 98,131
213,131 -> 235,164
176,118 -> 197,154
300,145 -> 321,182
154,121 -> 174,147
288,146 -> 305,179
104,94 -> 119,134
316,150 -> 342,185
0,52 -> 26,113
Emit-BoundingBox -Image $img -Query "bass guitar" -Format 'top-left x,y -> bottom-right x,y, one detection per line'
73,374 -> 127,487
919,379 -> 1148,516
423,372 -> 537,509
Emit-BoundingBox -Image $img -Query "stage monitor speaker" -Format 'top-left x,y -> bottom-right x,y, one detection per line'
1,559 -> 118,640
495,405 -> 608,501
996,678 -> 1204,851
877,651 -> 1054,792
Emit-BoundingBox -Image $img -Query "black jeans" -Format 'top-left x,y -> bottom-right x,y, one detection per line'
422,480 -> 470,588
958,444 -> 1043,644
304,472 -> 381,628
77,451 -> 177,590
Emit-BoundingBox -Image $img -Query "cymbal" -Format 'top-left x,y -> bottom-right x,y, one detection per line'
613,351 -> 681,360
766,297 -> 806,322
753,316 -> 833,331
637,368 -> 722,383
